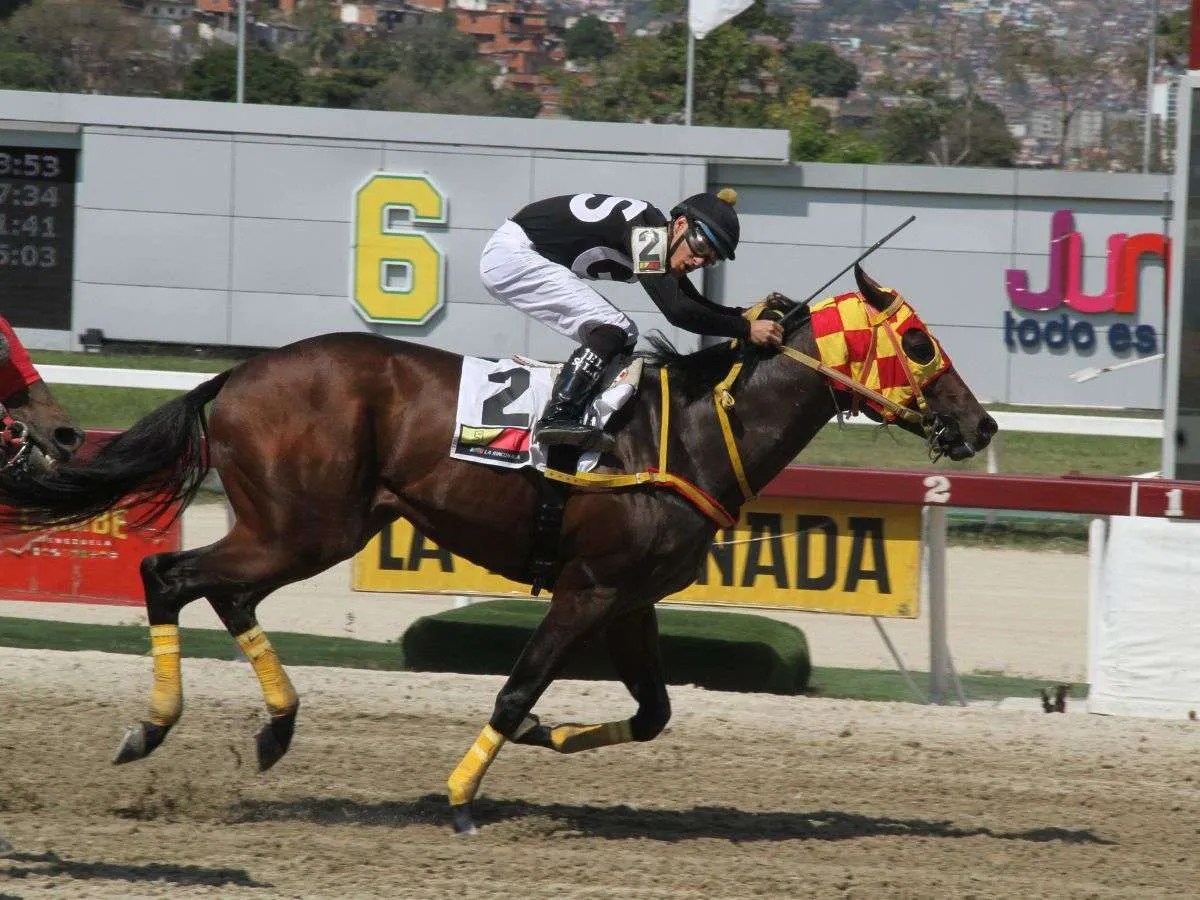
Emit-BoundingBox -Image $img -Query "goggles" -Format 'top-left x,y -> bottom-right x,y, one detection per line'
683,222 -> 720,265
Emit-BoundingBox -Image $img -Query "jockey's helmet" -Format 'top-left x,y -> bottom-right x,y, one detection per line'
671,187 -> 740,261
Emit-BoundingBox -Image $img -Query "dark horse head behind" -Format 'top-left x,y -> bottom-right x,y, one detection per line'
0,265 -> 994,835
0,315 -> 86,477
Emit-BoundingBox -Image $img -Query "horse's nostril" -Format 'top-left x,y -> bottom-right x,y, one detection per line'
56,426 -> 86,451
978,415 -> 998,441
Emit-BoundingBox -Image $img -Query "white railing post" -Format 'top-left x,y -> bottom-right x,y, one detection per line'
926,505 -> 949,705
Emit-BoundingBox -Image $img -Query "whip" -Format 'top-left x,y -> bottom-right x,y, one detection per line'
779,214 -> 917,327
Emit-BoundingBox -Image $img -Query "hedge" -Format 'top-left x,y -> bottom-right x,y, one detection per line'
401,599 -> 810,695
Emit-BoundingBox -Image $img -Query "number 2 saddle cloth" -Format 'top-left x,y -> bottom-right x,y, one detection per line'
450,355 -> 643,473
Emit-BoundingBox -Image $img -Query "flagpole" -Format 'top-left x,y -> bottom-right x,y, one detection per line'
684,27 -> 695,126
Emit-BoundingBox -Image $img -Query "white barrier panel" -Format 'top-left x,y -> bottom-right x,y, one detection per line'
1088,516 -> 1200,719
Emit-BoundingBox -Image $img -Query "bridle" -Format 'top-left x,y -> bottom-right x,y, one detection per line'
0,398 -> 32,472
711,299 -> 960,508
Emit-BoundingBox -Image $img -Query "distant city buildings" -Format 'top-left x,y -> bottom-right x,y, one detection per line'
123,0 -> 1184,168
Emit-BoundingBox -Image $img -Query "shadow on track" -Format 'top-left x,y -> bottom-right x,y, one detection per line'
228,794 -> 1114,845
0,850 -> 271,889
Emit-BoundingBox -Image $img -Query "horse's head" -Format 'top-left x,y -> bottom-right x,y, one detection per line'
773,265 -> 996,461
0,317 -> 86,477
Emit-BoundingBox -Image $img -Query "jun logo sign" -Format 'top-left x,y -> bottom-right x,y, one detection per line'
1004,209 -> 1167,357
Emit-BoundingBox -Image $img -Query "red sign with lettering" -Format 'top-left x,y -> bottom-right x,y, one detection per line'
0,501 -> 182,606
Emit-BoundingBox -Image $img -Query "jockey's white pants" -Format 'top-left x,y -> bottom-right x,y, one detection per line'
480,220 -> 637,346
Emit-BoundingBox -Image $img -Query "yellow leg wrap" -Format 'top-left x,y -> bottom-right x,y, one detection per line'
447,724 -> 505,807
147,624 -> 183,728
549,719 -> 635,754
236,625 -> 298,717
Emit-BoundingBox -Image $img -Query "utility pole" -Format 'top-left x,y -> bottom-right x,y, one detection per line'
235,0 -> 244,103
1142,0 -> 1159,173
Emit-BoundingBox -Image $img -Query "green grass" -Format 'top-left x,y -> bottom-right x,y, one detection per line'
0,617 -> 1081,704
32,350 -> 237,429
0,617 -> 405,670
798,423 -> 1159,477
31,350 -> 238,373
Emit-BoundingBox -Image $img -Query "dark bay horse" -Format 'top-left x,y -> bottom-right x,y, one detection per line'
0,267 -> 996,834
0,315 -> 86,476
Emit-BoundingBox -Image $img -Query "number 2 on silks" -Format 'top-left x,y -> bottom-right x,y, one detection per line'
632,225 -> 668,275
351,174 -> 448,324
481,368 -> 531,428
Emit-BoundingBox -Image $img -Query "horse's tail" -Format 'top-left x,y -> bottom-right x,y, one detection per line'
0,370 -> 233,530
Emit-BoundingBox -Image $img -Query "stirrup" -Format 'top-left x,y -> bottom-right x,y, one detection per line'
535,420 -> 614,452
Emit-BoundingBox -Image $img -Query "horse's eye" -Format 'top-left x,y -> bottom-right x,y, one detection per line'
902,330 -> 936,365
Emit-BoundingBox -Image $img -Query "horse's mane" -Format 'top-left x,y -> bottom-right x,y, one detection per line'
633,296 -> 811,401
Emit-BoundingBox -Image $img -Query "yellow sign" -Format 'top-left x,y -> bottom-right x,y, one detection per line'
353,497 -> 920,618
351,173 -> 447,324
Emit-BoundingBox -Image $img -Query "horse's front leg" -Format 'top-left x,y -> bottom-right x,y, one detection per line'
514,604 -> 670,753
447,587 -> 616,835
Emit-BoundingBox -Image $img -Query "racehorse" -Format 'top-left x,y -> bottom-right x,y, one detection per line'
0,267 -> 996,835
0,315 -> 85,477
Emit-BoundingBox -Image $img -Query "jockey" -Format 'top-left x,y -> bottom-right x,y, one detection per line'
480,188 -> 784,449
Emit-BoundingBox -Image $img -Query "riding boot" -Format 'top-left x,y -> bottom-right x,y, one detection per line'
534,346 -> 611,449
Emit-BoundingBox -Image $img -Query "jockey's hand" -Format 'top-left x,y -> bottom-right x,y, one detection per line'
748,319 -> 784,347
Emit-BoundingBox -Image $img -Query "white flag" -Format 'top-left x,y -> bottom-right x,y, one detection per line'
688,0 -> 755,40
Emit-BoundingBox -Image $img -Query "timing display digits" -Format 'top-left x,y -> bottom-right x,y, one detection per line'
0,146 -> 77,330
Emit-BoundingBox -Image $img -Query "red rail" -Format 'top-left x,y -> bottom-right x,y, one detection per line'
763,465 -> 1200,520
84,431 -> 1200,520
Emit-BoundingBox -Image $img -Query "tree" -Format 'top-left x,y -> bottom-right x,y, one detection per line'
996,21 -> 1095,167
565,15 -> 616,62
0,0 -> 32,20
0,0 -> 178,95
344,15 -> 479,90
349,15 -> 539,118
562,4 -> 788,127
363,71 -> 539,118
1125,7 -> 1190,79
781,43 -> 859,98
874,89 -> 1016,167
287,0 -> 345,70
180,45 -> 305,105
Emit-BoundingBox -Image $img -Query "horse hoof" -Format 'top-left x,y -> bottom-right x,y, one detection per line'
112,721 -> 167,765
256,714 -> 295,772
451,804 -> 478,836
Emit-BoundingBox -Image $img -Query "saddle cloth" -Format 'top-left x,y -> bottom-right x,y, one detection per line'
451,355 -> 642,472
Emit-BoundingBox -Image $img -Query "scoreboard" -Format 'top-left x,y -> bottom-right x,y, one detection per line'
0,146 -> 76,330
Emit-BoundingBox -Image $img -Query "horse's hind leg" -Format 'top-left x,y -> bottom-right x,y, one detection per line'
113,533 -> 309,766
113,547 -> 215,764
513,605 -> 669,752
206,589 -> 299,771
447,588 -> 615,834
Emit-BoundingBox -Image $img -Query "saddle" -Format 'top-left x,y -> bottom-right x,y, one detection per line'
450,355 -> 641,472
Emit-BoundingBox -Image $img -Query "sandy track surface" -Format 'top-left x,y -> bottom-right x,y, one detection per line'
2,646 -> 1198,899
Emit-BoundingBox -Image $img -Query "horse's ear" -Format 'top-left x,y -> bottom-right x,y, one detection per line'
854,264 -> 893,312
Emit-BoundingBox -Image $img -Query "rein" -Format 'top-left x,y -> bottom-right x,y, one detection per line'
542,368 -> 737,527
542,295 -> 943,527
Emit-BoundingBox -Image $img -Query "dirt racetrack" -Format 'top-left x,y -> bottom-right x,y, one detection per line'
2,646 -> 1198,899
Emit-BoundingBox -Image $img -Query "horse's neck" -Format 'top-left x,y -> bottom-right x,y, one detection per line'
658,335 -> 836,518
